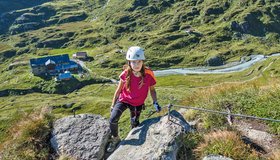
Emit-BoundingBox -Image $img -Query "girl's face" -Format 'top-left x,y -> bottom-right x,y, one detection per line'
130,60 -> 143,72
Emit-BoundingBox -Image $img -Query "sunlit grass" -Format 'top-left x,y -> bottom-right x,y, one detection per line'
1,55 -> 280,143
194,130 -> 260,159
180,78 -> 280,133
0,43 -> 12,51
268,150 -> 280,160
0,107 -> 53,159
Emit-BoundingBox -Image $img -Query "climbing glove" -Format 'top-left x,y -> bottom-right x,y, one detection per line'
153,101 -> 161,112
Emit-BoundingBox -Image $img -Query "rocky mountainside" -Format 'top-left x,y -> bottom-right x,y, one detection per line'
0,0 -> 280,68
0,0 -> 50,15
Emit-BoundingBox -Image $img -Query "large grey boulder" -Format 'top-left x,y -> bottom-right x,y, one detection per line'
50,114 -> 110,160
107,110 -> 192,160
234,120 -> 279,153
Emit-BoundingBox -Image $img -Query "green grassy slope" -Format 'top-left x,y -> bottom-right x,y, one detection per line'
0,56 -> 279,159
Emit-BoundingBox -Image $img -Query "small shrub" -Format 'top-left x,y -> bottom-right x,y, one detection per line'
195,130 -> 260,159
34,79 -> 58,94
177,133 -> 203,160
1,107 -> 53,160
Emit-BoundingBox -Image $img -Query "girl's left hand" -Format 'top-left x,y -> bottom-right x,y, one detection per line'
153,101 -> 161,112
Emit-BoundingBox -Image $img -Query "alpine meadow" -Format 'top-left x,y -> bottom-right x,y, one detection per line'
0,0 -> 279,159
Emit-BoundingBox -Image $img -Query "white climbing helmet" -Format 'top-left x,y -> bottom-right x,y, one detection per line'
126,46 -> 145,60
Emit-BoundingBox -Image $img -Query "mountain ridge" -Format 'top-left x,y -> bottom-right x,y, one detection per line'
0,0 -> 280,69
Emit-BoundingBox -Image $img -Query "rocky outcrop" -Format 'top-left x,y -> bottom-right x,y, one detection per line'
128,0 -> 149,11
6,6 -> 56,34
0,0 -> 50,15
107,110 -> 192,160
36,37 -> 69,48
113,15 -> 134,24
206,56 -> 224,66
0,49 -> 17,62
14,13 -> 44,24
230,21 -> 250,34
1,3 -> 88,35
142,6 -> 160,15
57,12 -> 88,24
234,120 -> 280,153
70,36 -> 109,48
50,114 -> 110,160
230,11 -> 266,36
9,22 -> 43,34
204,6 -> 224,16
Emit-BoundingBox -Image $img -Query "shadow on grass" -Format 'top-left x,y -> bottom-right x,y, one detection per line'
0,77 -> 111,97
0,89 -> 34,97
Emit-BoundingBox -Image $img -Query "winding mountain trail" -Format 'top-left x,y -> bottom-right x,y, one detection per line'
154,53 -> 280,77
193,58 -> 278,89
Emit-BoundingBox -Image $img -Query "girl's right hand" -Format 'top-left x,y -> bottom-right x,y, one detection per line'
110,105 -> 114,112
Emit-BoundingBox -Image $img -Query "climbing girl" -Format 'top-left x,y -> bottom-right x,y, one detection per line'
107,46 -> 161,152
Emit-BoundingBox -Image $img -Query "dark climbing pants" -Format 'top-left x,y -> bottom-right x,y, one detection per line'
109,101 -> 143,137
